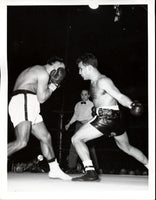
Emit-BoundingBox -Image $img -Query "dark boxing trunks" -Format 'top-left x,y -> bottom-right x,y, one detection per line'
90,108 -> 125,137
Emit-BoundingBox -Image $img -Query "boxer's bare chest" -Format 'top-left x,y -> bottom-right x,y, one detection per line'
90,81 -> 115,107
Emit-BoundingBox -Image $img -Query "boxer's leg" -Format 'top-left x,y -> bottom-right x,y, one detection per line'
114,132 -> 148,168
72,123 -> 102,181
89,144 -> 99,171
67,122 -> 83,172
8,93 -> 32,156
72,123 -> 103,162
8,121 -> 31,156
32,121 -> 54,160
32,121 -> 72,180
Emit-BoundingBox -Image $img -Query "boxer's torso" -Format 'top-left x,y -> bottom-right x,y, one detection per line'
90,77 -> 117,108
13,65 -> 48,94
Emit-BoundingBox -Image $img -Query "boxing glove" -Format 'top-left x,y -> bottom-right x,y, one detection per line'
91,106 -> 97,117
48,67 -> 66,91
130,100 -> 143,117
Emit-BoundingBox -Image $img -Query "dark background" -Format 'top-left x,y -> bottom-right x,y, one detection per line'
7,5 -> 148,171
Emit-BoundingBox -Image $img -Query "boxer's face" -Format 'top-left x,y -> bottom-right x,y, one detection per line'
49,61 -> 65,74
78,62 -> 90,80
52,61 -> 65,70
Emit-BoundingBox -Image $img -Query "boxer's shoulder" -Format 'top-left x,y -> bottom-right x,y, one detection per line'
98,75 -> 114,89
32,65 -> 49,79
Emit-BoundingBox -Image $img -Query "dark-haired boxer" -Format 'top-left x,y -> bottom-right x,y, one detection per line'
65,89 -> 95,173
72,53 -> 148,181
8,56 -> 71,180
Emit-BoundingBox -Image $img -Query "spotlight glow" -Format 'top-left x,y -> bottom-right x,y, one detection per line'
88,2 -> 99,9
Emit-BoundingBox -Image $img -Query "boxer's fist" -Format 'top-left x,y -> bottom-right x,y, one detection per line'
91,106 -> 97,117
49,67 -> 66,86
130,100 -> 143,117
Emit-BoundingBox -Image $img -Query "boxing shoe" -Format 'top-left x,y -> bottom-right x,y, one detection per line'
49,161 -> 72,181
72,170 -> 99,181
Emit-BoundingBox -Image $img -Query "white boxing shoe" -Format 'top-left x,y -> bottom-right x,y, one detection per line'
48,161 -> 72,180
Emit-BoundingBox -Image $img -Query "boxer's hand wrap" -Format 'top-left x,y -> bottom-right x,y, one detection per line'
130,100 -> 143,117
49,67 -> 66,86
48,83 -> 58,91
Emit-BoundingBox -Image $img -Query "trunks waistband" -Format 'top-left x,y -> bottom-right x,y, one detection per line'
12,89 -> 36,96
96,105 -> 119,111
96,105 -> 119,116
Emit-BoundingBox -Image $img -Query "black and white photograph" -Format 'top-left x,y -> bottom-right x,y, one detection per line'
0,0 -> 155,199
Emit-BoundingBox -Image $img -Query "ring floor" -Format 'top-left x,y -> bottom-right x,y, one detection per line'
6,172 -> 148,200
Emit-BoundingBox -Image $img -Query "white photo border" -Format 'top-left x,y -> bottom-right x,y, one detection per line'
0,0 -> 155,199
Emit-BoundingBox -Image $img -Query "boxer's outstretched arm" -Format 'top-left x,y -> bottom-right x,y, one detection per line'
98,77 -> 132,108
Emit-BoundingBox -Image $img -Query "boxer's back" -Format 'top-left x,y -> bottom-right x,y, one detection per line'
13,65 -> 46,93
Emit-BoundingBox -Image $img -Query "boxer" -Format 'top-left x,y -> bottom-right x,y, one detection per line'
72,53 -> 148,181
65,89 -> 95,173
8,56 -> 71,180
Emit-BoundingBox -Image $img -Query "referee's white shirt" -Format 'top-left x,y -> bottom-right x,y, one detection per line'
69,100 -> 94,124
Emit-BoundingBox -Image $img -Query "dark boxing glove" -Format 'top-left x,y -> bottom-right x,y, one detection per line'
130,100 -> 143,117
91,106 -> 97,117
48,67 -> 66,91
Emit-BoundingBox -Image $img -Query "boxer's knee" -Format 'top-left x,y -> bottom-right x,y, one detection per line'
117,141 -> 131,154
72,134 -> 84,146
46,132 -> 51,141
71,135 -> 79,146
71,135 -> 76,145
16,139 -> 28,150
41,132 -> 51,144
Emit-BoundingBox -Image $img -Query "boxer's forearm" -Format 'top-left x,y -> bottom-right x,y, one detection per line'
37,85 -> 55,103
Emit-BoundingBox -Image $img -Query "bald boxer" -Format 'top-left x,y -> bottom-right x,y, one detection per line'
72,53 -> 148,181
8,56 -> 71,180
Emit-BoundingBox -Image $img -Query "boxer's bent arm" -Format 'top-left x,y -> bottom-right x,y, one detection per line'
37,73 -> 54,103
98,78 -> 132,109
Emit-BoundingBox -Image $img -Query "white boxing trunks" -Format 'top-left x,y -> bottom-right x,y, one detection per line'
9,90 -> 43,127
